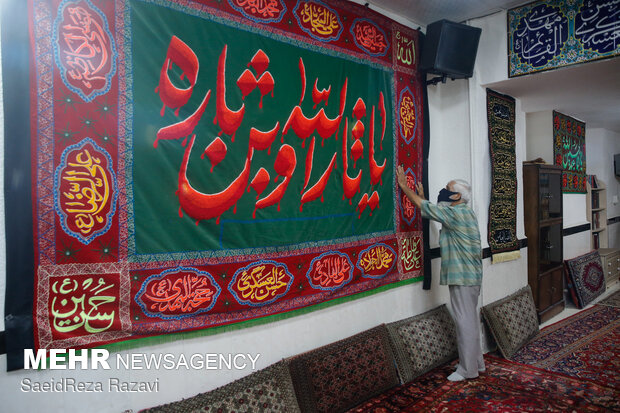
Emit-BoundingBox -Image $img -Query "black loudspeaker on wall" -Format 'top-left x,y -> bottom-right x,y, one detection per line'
420,20 -> 482,83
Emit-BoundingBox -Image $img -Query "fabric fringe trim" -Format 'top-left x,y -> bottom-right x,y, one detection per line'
491,250 -> 521,264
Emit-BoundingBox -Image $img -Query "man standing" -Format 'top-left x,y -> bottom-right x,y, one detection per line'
396,166 -> 484,381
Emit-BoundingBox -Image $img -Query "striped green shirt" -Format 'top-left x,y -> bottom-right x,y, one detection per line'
420,200 -> 482,286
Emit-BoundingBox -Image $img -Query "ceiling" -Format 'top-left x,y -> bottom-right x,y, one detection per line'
366,0 -> 620,134
367,0 -> 529,27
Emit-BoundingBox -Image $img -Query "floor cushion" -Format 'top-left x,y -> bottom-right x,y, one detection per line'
288,324 -> 399,413
386,304 -> 458,383
482,285 -> 539,359
140,360 -> 300,413
564,250 -> 606,308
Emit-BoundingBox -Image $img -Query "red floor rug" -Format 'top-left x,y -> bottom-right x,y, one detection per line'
511,304 -> 620,389
348,355 -> 619,412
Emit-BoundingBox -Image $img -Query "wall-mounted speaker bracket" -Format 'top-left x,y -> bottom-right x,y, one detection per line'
426,75 -> 449,86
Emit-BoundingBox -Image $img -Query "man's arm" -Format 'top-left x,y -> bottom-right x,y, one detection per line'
396,165 -> 425,208
396,166 -> 453,226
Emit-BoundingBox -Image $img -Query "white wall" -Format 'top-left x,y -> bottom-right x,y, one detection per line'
563,194 -> 588,229
587,128 -> 620,248
610,222 -> 620,249
426,79 -> 471,247
348,0 -> 424,28
564,232 -> 591,260
526,111 -> 553,163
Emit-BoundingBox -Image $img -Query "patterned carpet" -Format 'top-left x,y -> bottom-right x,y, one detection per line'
596,289 -> 620,308
511,304 -> 620,389
348,355 -> 619,412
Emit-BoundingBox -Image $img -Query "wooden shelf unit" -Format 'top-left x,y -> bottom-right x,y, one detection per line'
523,163 -> 565,324
586,178 -> 608,249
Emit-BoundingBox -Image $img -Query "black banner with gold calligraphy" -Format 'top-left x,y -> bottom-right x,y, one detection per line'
487,89 -> 520,263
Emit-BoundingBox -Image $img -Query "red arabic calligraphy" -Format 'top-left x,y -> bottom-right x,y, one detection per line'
177,135 -> 252,225
56,1 -> 114,99
352,20 -> 388,55
154,38 -> 388,224
342,118 -> 362,204
307,252 -> 353,290
401,174 -> 416,222
140,270 -> 219,315
214,45 -> 246,142
312,78 -> 331,109
231,0 -> 287,22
